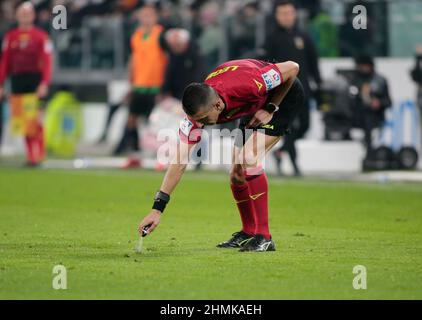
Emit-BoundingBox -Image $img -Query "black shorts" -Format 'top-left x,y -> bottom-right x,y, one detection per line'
129,91 -> 156,117
234,78 -> 305,147
10,73 -> 42,94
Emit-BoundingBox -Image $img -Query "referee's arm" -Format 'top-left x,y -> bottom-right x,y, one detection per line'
270,61 -> 300,106
159,141 -> 196,194
138,141 -> 197,236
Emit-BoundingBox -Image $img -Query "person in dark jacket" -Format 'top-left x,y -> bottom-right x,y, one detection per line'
352,55 -> 391,157
264,0 -> 321,176
161,29 -> 205,100
410,45 -> 422,149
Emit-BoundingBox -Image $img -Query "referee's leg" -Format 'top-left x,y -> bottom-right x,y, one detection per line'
230,131 -> 280,252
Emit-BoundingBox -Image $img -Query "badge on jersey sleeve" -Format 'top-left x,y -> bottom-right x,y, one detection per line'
180,117 -> 194,137
179,117 -> 202,144
261,68 -> 282,91
44,39 -> 53,54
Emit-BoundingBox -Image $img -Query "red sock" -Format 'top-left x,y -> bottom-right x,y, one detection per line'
245,169 -> 271,239
35,125 -> 45,162
25,136 -> 37,164
230,183 -> 256,236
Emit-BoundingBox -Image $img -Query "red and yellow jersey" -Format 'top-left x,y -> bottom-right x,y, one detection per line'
131,25 -> 167,88
0,27 -> 53,86
179,59 -> 283,144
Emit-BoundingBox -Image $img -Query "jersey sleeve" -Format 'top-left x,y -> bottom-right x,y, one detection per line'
179,116 -> 202,144
40,33 -> 53,85
0,33 -> 11,85
257,63 -> 283,94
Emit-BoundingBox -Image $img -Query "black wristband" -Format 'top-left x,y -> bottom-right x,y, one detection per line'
152,191 -> 170,213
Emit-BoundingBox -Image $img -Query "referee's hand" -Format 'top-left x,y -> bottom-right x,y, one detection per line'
246,110 -> 273,128
36,84 -> 48,99
138,210 -> 161,236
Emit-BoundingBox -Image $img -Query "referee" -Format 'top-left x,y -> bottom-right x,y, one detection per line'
0,2 -> 52,166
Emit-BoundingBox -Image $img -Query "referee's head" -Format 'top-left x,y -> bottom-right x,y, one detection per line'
182,83 -> 225,125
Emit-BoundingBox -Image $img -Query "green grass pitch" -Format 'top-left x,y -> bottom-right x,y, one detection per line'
0,167 -> 421,299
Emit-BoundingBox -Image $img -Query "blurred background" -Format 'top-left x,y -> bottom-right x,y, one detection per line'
1,0 -> 422,179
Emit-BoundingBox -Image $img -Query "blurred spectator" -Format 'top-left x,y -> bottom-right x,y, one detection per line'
35,5 -> 52,33
263,0 -> 321,176
184,1 -> 204,41
158,1 -> 182,30
0,1 -> 53,166
410,45 -> 422,150
1,2 -> 13,32
113,4 -> 167,166
118,0 -> 139,11
351,54 -> 391,159
161,28 -> 206,171
198,2 -> 222,72
228,1 -> 260,60
161,28 -> 205,100
309,10 -> 339,57
89,16 -> 118,69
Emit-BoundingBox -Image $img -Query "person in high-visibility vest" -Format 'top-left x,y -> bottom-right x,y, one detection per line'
114,3 -> 167,169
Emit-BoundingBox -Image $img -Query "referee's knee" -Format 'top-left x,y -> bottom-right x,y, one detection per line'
230,165 -> 245,185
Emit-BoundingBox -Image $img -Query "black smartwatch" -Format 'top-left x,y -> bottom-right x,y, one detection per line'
263,102 -> 279,114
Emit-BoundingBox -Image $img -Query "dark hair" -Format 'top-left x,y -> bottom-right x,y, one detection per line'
182,83 -> 214,116
274,0 -> 296,10
355,54 -> 374,67
137,2 -> 158,11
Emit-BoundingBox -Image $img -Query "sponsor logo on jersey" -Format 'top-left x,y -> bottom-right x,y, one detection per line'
180,118 -> 193,136
260,124 -> 274,130
261,69 -> 281,91
206,65 -> 239,80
